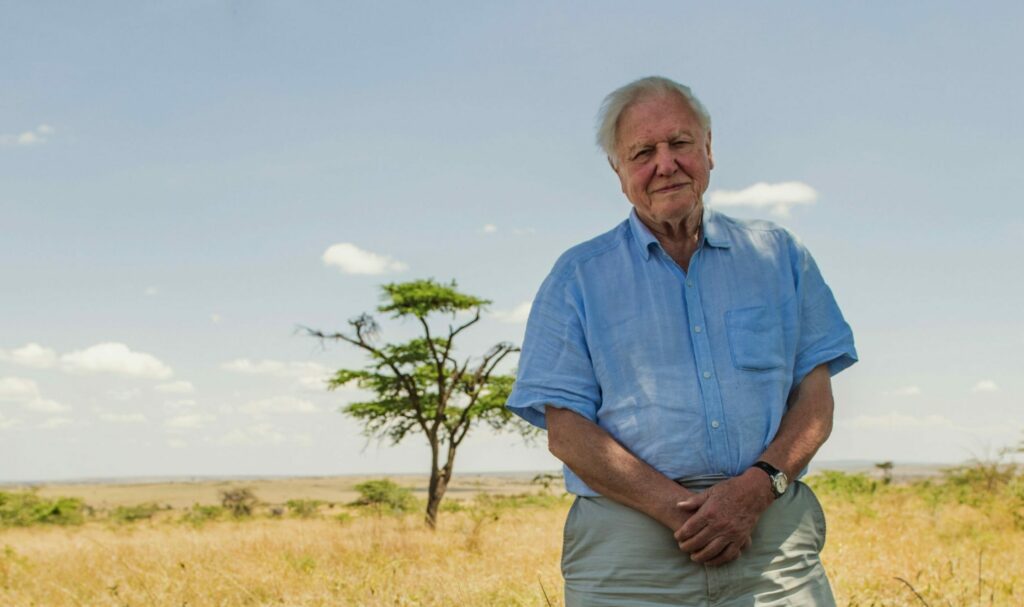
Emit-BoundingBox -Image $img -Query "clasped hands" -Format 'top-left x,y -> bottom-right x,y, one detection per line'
670,469 -> 774,566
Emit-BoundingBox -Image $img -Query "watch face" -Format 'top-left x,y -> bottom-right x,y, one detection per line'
772,474 -> 788,495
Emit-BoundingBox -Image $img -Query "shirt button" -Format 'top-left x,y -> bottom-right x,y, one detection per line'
694,325 -> 703,333
702,371 -> 712,379
711,420 -> 720,429
686,280 -> 694,288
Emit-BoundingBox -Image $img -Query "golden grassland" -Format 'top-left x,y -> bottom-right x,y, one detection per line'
2,471 -> 1023,606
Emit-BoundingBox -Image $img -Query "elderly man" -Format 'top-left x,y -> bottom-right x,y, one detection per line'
506,76 -> 857,606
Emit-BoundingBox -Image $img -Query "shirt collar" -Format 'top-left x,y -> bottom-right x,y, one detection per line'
628,206 -> 732,260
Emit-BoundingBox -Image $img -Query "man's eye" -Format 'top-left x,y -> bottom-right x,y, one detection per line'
632,149 -> 652,160
672,140 -> 691,147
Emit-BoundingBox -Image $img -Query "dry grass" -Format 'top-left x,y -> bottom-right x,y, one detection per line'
2,476 -> 1023,606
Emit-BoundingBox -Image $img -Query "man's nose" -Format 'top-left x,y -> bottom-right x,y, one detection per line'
654,146 -> 678,176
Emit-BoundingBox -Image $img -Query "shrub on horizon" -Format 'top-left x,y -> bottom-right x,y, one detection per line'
0,490 -> 86,527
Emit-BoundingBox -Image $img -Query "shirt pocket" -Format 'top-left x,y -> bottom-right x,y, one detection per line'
724,304 -> 786,371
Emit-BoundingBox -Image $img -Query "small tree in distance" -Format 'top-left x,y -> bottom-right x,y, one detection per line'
306,279 -> 534,528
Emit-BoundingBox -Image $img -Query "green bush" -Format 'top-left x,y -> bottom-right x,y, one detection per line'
351,479 -> 416,513
0,491 -> 86,527
219,488 -> 258,518
111,502 -> 162,524
474,492 -> 567,511
286,499 -> 323,518
181,503 -> 224,526
805,470 -> 877,498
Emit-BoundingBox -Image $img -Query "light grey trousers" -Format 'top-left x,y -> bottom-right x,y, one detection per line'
561,480 -> 835,606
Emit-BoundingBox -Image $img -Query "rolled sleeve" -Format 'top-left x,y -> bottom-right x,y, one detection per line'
505,268 -> 600,430
791,241 -> 858,387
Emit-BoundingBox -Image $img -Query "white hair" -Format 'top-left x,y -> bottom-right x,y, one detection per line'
596,76 -> 711,167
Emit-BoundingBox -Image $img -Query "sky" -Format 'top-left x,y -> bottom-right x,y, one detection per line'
2,2 -> 1023,482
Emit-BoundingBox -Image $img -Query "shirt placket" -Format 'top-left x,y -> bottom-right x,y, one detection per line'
677,248 -> 731,474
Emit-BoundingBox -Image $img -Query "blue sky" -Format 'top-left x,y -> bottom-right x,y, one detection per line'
2,2 -> 1022,481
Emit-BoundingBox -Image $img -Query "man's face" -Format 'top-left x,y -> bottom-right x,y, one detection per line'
612,92 -> 714,229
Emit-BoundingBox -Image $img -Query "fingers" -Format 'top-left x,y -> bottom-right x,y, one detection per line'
676,491 -> 708,511
706,542 -> 743,566
689,536 -> 729,563
676,525 -> 714,552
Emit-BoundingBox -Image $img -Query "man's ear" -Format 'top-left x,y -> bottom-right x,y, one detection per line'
607,155 -> 618,173
706,130 -> 714,171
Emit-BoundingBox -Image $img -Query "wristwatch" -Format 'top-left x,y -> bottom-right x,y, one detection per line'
752,461 -> 789,499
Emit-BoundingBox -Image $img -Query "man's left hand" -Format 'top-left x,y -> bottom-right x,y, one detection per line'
673,469 -> 774,565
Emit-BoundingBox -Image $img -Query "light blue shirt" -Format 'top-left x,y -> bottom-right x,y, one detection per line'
506,208 -> 857,496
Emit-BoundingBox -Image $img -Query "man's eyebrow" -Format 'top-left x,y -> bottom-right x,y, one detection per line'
625,131 -> 695,154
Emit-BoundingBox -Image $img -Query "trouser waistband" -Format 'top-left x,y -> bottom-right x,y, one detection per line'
673,473 -> 729,490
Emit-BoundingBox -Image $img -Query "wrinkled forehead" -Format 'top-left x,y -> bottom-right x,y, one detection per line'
616,92 -> 707,149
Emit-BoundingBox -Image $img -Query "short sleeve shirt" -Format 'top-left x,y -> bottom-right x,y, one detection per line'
505,208 -> 857,496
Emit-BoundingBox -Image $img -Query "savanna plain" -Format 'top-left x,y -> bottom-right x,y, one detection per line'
2,465 -> 1023,607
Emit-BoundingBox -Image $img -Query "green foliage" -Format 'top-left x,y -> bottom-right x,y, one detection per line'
351,479 -> 417,513
180,503 -> 224,526
377,279 -> 489,318
110,502 -> 162,524
473,492 -> 568,511
219,488 -> 258,518
285,499 -> 323,519
0,490 -> 86,527
806,470 -> 878,499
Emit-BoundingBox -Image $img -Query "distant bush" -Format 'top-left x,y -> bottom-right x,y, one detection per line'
474,492 -> 567,511
181,503 -> 224,526
351,480 -> 416,513
111,502 -> 162,524
220,488 -> 258,518
806,470 -> 877,498
0,490 -> 86,527
286,499 -> 323,519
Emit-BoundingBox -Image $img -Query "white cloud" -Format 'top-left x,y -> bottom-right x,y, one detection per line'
216,423 -> 310,446
707,181 -> 818,216
0,376 -> 41,401
888,385 -> 921,396
491,301 -> 532,324
166,438 -> 188,449
144,286 -> 159,296
38,417 -> 73,429
108,388 -> 142,402
156,380 -> 194,394
211,313 -> 222,324
239,396 -> 318,416
61,342 -> 173,379
482,224 -> 498,234
972,380 -> 998,393
165,399 -> 197,409
0,376 -> 70,412
0,124 -> 54,146
222,359 -> 332,390
164,413 -> 215,429
99,412 -> 148,424
0,413 -> 20,430
0,343 -> 58,368
844,412 -> 955,429
322,243 -> 408,275
23,398 -> 69,413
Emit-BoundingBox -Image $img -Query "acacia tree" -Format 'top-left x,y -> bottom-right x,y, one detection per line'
306,279 -> 533,528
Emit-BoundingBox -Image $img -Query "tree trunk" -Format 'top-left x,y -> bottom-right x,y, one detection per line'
425,470 -> 449,529
425,438 -> 459,529
425,433 -> 447,529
